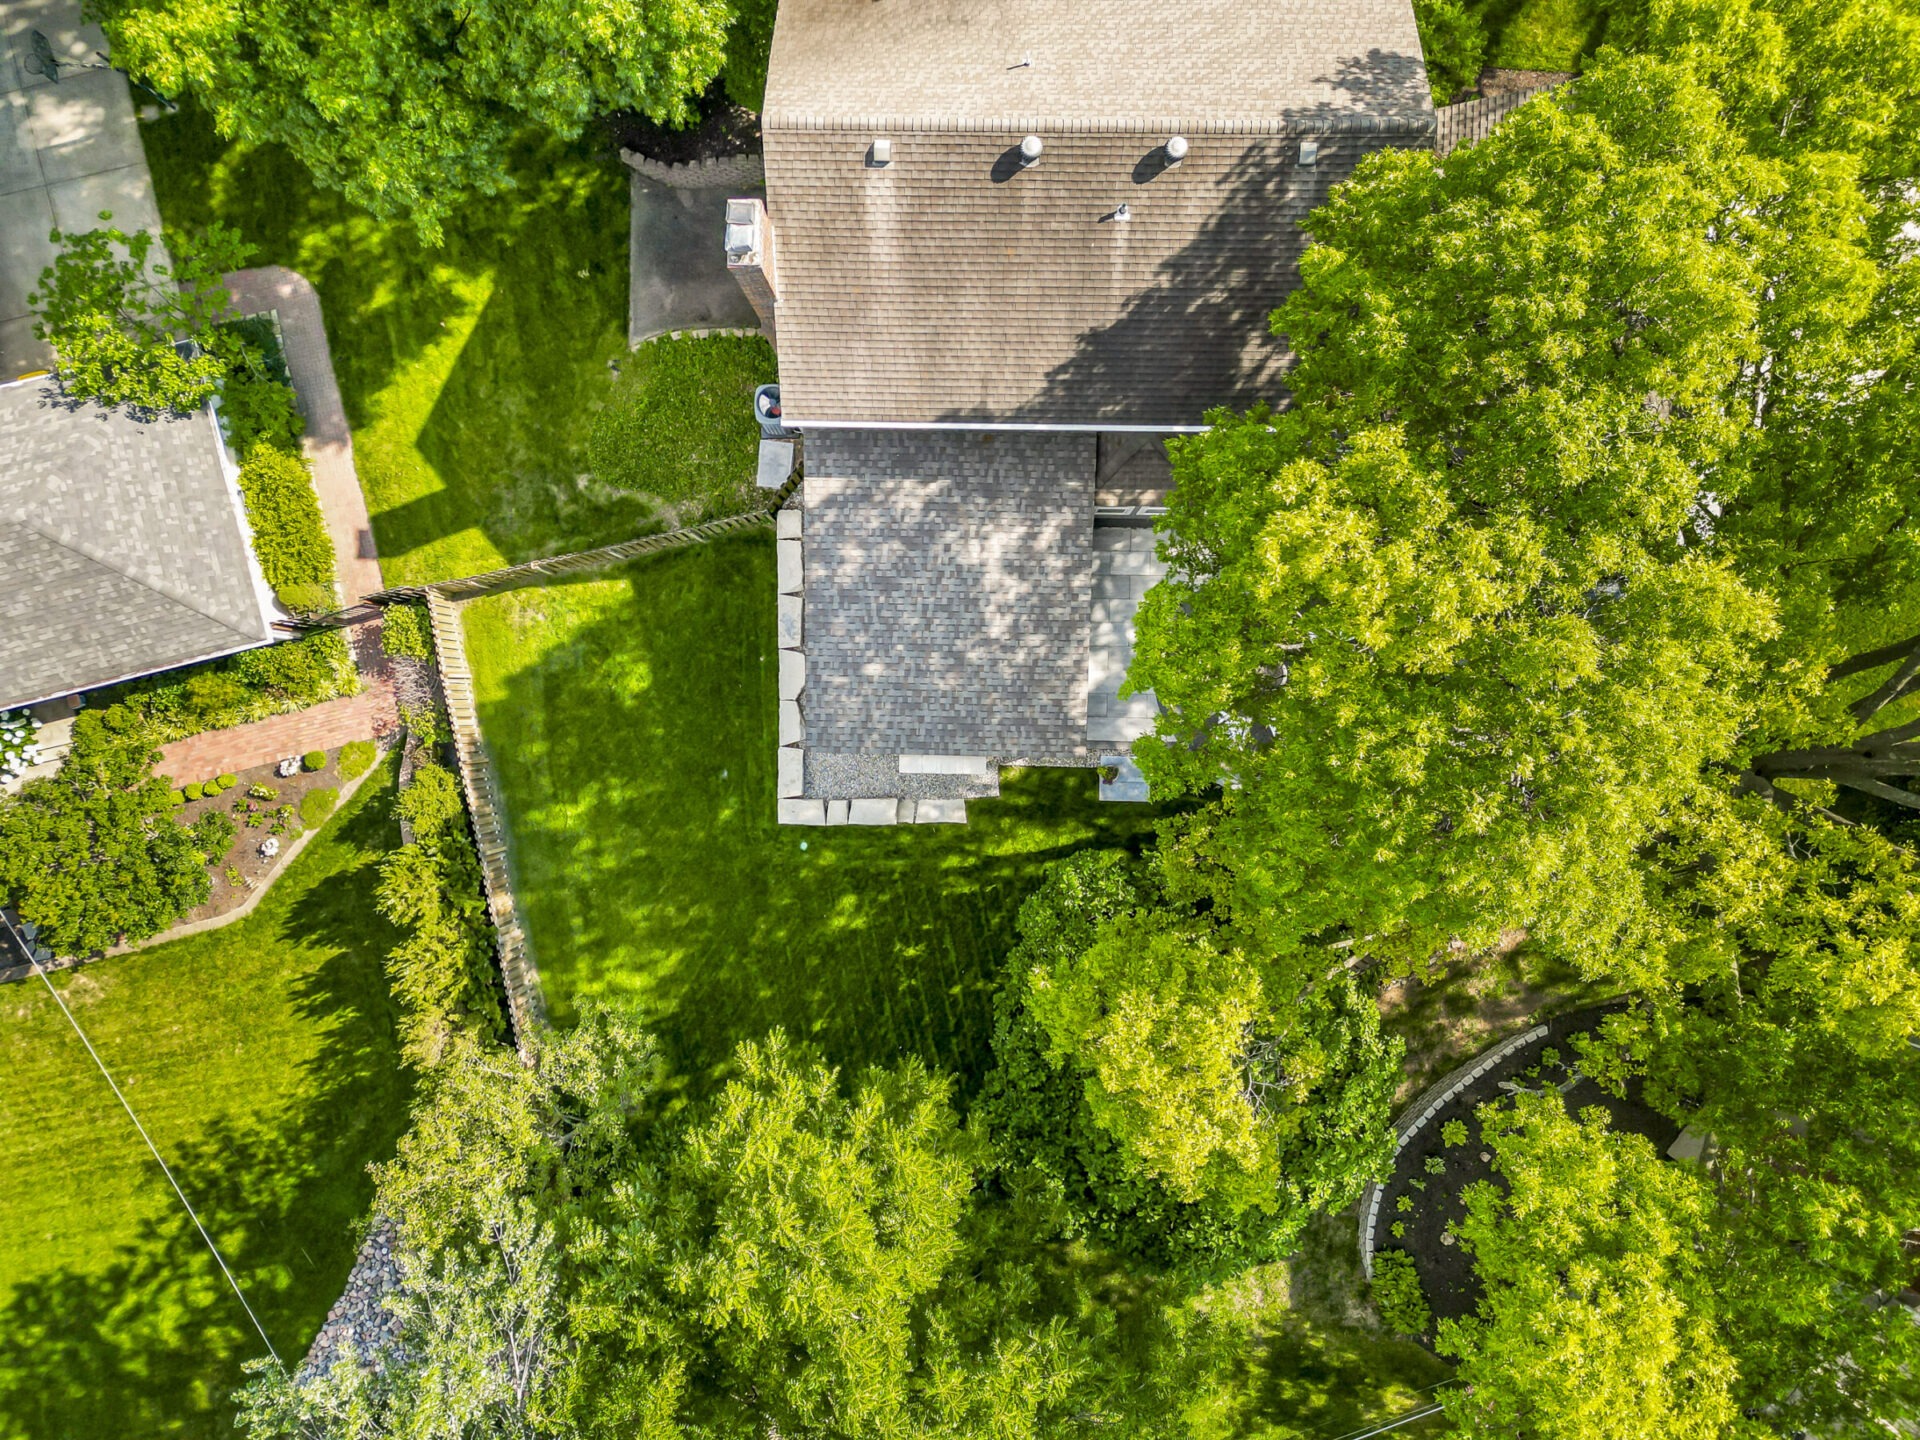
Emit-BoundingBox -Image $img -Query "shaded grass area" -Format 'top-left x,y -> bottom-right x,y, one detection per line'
141,104 -> 660,586
0,758 -> 412,1439
462,538 -> 1453,1437
1469,0 -> 1615,72
462,535 -> 1159,1096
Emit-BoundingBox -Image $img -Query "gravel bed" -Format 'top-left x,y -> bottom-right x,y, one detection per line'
299,1218 -> 406,1381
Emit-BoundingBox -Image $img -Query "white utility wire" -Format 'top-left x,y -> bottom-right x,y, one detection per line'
29,956 -> 283,1368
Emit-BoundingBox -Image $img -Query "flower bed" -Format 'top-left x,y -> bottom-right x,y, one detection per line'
1367,1004 -> 1681,1338
91,630 -> 359,742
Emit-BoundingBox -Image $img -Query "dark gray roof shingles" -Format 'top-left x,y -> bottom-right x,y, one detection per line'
800,431 -> 1094,756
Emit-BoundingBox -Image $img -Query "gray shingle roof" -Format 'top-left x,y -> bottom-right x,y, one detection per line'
800,430 -> 1094,756
0,379 -> 274,709
763,0 -> 1434,427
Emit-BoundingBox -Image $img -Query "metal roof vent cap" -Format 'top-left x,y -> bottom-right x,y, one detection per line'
1019,134 -> 1043,166
868,137 -> 891,166
1165,135 -> 1189,163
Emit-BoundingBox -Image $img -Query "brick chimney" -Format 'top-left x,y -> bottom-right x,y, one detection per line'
725,196 -> 780,345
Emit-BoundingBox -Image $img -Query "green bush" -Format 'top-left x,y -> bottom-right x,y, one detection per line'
381,603 -> 434,660
216,314 -> 306,457
399,763 -> 466,838
302,749 -> 327,772
249,783 -> 279,801
169,788 -> 186,806
202,777 -> 222,795
1442,1118 -> 1469,1146
1371,1249 -> 1432,1336
276,581 -> 335,617
339,739 -> 377,781
722,0 -> 776,108
586,334 -> 776,506
299,787 -> 339,826
237,445 -> 334,598
1412,0 -> 1487,102
183,782 -> 203,801
95,630 -> 357,742
218,773 -> 238,790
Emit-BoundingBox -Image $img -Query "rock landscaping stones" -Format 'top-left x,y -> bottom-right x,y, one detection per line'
299,1218 -> 407,1381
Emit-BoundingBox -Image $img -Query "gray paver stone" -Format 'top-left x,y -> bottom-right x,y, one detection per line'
778,649 -> 806,700
777,538 -> 803,593
777,747 -> 804,797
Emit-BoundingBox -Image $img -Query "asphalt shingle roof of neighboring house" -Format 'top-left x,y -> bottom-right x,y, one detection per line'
0,379 -> 275,709
800,430 -> 1094,757
762,0 -> 1435,427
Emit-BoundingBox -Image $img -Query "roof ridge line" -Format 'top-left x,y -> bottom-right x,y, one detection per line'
761,113 -> 1437,136
8,514 -> 269,649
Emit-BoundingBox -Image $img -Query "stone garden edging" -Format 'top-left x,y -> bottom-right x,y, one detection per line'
619,147 -> 764,190
1357,1023 -> 1549,1279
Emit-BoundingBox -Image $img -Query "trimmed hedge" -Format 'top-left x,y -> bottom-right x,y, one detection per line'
299,787 -> 339,826
380,603 -> 433,660
183,781 -> 204,801
302,750 -> 327,772
586,334 -> 776,508
94,630 -> 359,742
236,444 -> 334,613
339,740 -> 377,781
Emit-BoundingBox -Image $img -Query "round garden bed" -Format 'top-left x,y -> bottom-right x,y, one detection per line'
1366,1004 -> 1682,1334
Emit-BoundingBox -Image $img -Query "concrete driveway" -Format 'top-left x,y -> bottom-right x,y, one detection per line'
1,0 -> 162,377
628,173 -> 761,346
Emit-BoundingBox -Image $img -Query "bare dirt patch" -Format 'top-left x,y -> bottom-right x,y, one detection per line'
170,746 -> 358,924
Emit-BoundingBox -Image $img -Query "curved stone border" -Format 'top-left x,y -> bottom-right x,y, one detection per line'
367,510 -> 775,606
424,591 -> 545,1057
1358,1023 -> 1548,1278
620,148 -> 764,190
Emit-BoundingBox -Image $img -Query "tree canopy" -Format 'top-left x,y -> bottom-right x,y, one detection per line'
0,708 -> 230,955
93,0 -> 737,242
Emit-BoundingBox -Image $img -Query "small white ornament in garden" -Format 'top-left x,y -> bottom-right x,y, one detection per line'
0,710 -> 41,783
277,757 -> 300,778
259,837 -> 280,859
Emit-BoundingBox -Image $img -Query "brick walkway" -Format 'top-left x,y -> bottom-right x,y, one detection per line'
155,623 -> 399,780
220,265 -> 386,603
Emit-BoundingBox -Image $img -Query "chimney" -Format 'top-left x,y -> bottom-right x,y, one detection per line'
725,196 -> 780,346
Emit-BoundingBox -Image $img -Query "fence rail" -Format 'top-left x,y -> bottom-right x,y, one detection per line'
424,590 -> 546,1056
369,510 -> 777,606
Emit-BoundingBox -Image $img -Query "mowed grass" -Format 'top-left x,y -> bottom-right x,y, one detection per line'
0,759 -> 413,1440
461,538 -> 1454,1434
461,534 -> 1159,1094
141,104 -> 659,586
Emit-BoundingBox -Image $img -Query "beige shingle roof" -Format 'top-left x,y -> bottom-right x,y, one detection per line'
763,0 -> 1435,427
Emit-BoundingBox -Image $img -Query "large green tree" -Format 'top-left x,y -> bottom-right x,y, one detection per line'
1130,36 -> 1912,977
1437,1094 -> 1740,1440
92,0 -> 735,241
0,707 -> 231,955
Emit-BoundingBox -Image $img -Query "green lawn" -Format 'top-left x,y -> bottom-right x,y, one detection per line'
461,536 -> 1451,1434
0,759 -> 413,1439
141,106 -> 660,586
461,534 -> 1160,1095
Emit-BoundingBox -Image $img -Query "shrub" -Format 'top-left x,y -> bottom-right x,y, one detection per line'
399,764 -> 466,838
1371,1249 -> 1432,1336
381,603 -> 433,660
202,777 -> 222,795
236,445 -> 334,598
218,773 -> 238,790
1412,0 -> 1486,103
248,783 -> 279,801
1425,1155 -> 1446,1175
183,781 -> 204,801
586,334 -> 776,506
276,582 -> 335,617
299,787 -> 339,826
1442,1118 -> 1469,1146
169,788 -> 186,806
302,750 -> 327,772
95,630 -> 357,741
339,739 -> 377,781
217,316 -> 304,457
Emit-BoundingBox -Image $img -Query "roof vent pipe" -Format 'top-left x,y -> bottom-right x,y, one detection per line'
1019,134 -> 1043,166
1165,135 -> 1188,163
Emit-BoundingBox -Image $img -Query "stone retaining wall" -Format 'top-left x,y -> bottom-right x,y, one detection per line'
1357,1023 -> 1549,1278
425,590 -> 546,1057
619,147 -> 764,190
368,510 -> 776,606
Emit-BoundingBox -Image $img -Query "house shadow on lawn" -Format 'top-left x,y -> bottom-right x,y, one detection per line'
465,536 -> 1169,1101
0,767 -> 415,1440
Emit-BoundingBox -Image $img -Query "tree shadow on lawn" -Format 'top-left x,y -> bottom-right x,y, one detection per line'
471,538 -> 1166,1101
0,767 -> 414,1440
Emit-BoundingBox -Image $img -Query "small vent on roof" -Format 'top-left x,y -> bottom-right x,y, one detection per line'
1019,134 -> 1043,166
868,137 -> 891,166
1298,138 -> 1319,167
1165,135 -> 1189,163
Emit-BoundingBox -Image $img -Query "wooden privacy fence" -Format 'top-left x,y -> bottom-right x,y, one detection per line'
368,509 -> 776,606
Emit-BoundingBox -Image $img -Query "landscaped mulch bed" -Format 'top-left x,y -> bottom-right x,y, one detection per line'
1372,1004 -> 1682,1335
600,81 -> 760,163
171,744 -> 359,925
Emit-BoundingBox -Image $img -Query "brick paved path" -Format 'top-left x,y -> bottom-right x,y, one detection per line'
220,266 -> 386,603
155,622 -> 398,781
